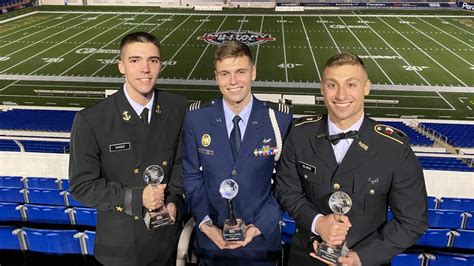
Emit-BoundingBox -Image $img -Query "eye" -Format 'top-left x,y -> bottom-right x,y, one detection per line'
150,58 -> 160,64
325,82 -> 336,88
129,59 -> 138,63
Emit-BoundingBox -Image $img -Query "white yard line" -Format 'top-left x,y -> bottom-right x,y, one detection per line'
61,14 -> 166,76
280,16 -> 289,82
437,18 -> 474,36
186,16 -> 228,79
419,18 -> 473,49
338,16 -> 393,85
319,16 -> 340,53
378,17 -> 468,87
354,14 -> 430,86
300,16 -> 321,81
436,91 -> 456,111
160,15 -> 211,73
254,16 -> 265,67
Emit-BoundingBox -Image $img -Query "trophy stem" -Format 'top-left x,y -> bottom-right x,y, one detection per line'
226,199 -> 237,226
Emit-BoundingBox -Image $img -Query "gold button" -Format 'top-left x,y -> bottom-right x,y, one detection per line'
304,174 -> 308,179
369,189 -> 375,195
232,170 -> 237,176
162,161 -> 168,166
134,216 -> 139,220
133,168 -> 139,174
333,183 -> 340,190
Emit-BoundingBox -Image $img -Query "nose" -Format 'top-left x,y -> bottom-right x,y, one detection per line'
141,61 -> 150,73
335,87 -> 348,100
229,73 -> 238,85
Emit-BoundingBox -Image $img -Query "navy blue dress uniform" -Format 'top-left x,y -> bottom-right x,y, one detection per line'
274,114 -> 428,266
69,87 -> 187,266
182,97 -> 293,264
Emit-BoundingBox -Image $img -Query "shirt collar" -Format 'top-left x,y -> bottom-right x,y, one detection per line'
328,113 -> 364,136
223,96 -> 253,128
123,83 -> 155,117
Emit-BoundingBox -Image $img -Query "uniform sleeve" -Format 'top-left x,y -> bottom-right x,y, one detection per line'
182,113 -> 212,224
353,144 -> 429,265
274,128 -> 320,234
69,112 -> 143,216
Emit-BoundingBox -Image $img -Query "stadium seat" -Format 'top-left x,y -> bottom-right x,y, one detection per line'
281,212 -> 296,244
428,196 -> 438,209
452,229 -> 474,249
23,227 -> 82,254
0,226 -> 21,250
0,176 -> 24,188
25,177 -> 61,190
0,188 -> 26,203
73,207 -> 97,227
426,252 -> 474,266
65,192 -> 86,207
61,179 -> 70,191
84,230 -> 95,255
416,228 -> 452,248
26,189 -> 67,206
439,197 -> 474,212
0,202 -> 23,223
466,213 -> 474,230
391,252 -> 424,266
428,209 -> 466,229
24,204 -> 72,225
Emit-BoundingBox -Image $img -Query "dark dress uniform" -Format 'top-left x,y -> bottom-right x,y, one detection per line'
69,87 -> 187,266
182,97 -> 293,265
274,114 -> 428,266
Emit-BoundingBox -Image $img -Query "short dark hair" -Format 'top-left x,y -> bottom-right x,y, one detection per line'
324,52 -> 365,70
214,40 -> 253,66
119,32 -> 161,58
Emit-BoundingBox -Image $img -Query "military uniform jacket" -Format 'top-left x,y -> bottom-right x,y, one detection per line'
274,115 -> 428,266
182,97 -> 293,261
69,87 -> 187,266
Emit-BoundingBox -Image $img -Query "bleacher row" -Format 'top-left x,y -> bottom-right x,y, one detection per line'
0,139 -> 69,153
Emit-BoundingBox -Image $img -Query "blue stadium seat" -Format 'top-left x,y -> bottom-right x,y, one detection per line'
428,196 -> 438,209
73,207 -> 97,227
0,188 -> 26,203
416,228 -> 451,248
84,230 -> 95,255
391,252 -> 423,266
0,139 -> 20,152
66,192 -> 86,207
60,179 -> 69,191
281,212 -> 296,244
0,109 -> 76,132
428,209 -> 465,229
466,213 -> 474,230
0,226 -> 21,250
0,202 -> 23,223
452,229 -> 474,249
426,252 -> 474,266
23,227 -> 82,254
0,176 -> 24,188
25,177 -> 61,190
439,197 -> 474,212
20,141 -> 69,154
27,189 -> 66,206
24,204 -> 72,225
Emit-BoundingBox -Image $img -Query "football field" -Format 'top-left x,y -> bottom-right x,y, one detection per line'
0,8 -> 473,119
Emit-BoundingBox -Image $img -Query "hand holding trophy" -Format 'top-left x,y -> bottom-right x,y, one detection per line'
315,191 -> 352,265
143,165 -> 172,229
219,179 -> 246,241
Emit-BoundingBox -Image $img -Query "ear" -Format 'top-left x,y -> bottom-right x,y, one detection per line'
364,79 -> 371,96
251,64 -> 256,81
118,60 -> 126,75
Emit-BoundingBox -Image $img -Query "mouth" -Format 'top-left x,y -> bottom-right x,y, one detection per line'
228,87 -> 243,93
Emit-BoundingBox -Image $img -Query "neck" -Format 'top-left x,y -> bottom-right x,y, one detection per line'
328,113 -> 364,131
224,95 -> 251,115
125,87 -> 153,106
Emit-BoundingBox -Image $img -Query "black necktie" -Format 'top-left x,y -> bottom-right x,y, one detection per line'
230,116 -> 242,160
140,108 -> 149,125
327,130 -> 359,145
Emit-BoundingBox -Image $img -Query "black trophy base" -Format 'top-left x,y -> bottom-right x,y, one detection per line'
149,210 -> 171,229
222,219 -> 246,241
315,242 -> 349,265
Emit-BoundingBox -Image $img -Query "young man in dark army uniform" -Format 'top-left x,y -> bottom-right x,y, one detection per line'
69,32 -> 186,266
275,53 -> 428,266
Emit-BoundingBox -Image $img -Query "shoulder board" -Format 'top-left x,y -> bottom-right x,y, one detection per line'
294,115 -> 322,127
188,100 -> 215,111
263,101 -> 291,115
374,124 -> 407,145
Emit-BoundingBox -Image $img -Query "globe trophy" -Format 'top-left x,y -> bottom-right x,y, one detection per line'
315,191 -> 352,265
143,165 -> 171,229
219,179 -> 246,241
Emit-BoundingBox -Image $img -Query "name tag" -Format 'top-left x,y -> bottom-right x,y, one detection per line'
299,161 -> 316,174
109,142 -> 131,152
198,148 -> 214,156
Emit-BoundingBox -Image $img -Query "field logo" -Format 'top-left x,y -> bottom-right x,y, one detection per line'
198,30 -> 275,46
0,56 -> 9,62
461,2 -> 473,10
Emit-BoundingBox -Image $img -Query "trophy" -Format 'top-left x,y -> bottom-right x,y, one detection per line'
143,165 -> 171,229
315,191 -> 352,265
219,179 -> 246,241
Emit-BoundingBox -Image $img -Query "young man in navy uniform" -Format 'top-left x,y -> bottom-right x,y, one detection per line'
69,32 -> 187,266
275,53 -> 428,266
182,40 -> 293,265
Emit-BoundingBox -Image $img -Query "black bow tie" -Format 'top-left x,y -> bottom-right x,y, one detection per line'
327,130 -> 359,145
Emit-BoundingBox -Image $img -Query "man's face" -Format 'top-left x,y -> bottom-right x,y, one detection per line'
215,55 -> 255,110
321,64 -> 371,129
118,42 -> 161,101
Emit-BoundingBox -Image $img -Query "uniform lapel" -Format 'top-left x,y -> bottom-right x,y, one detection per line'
234,98 -> 264,169
335,116 -> 376,176
309,115 -> 338,172
210,100 -> 234,165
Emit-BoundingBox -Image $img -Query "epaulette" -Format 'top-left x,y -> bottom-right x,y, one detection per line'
294,115 -> 322,127
374,124 -> 407,145
264,101 -> 291,115
188,100 -> 215,111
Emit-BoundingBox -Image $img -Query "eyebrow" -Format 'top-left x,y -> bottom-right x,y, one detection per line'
127,56 -> 161,60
